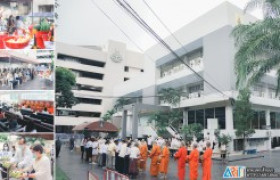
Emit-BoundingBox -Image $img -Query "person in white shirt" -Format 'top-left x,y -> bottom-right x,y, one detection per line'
115,140 -> 122,172
91,138 -> 99,164
10,138 -> 33,169
80,138 -> 87,159
118,140 -> 127,174
129,143 -> 140,178
22,144 -> 52,180
98,140 -> 108,167
124,142 -> 131,175
106,140 -> 116,169
86,138 -> 93,162
0,143 -> 13,179
157,137 -> 165,147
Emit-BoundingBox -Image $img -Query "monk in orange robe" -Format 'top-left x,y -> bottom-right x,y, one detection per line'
139,140 -> 148,171
174,141 -> 187,180
187,143 -> 199,180
149,141 -> 161,177
159,141 -> 170,178
202,141 -> 213,180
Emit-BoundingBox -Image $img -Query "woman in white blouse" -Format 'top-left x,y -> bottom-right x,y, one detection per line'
22,144 -> 52,180
91,138 -> 99,164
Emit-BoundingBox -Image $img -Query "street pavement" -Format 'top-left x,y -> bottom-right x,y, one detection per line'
56,145 -> 280,180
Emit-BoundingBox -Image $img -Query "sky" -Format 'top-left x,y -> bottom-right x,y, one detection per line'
56,0 -> 262,52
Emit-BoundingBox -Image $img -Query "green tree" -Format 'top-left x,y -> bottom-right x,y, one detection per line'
56,67 -> 77,109
234,88 -> 255,152
114,97 -> 130,111
232,0 -> 280,94
102,109 -> 115,121
214,129 -> 232,146
181,123 -> 204,143
158,88 -> 182,106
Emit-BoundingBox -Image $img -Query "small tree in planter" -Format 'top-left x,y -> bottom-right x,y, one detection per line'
215,129 -> 232,147
181,123 -> 204,144
234,88 -> 255,153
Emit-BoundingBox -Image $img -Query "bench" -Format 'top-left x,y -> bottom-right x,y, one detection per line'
244,149 -> 257,154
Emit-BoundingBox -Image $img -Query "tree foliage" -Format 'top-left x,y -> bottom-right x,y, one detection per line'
56,67 -> 77,108
232,0 -> 280,95
102,109 -> 115,121
234,88 -> 255,150
114,97 -> 130,111
158,88 -> 182,106
181,123 -> 204,143
214,129 -> 232,146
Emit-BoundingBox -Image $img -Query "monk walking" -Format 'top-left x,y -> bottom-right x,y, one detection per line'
159,141 -> 170,179
149,141 -> 161,177
187,143 -> 199,180
174,141 -> 187,180
139,140 -> 148,171
202,141 -> 213,180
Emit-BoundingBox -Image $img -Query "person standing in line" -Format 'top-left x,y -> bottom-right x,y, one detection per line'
115,140 -> 122,171
139,140 -> 148,172
118,140 -> 127,174
107,139 -> 116,169
70,136 -> 75,151
55,137 -> 61,158
149,141 -> 161,177
91,138 -> 99,164
80,138 -> 87,159
99,140 -> 108,168
202,141 -> 213,180
187,143 -> 199,180
86,138 -> 93,162
123,142 -> 131,175
174,141 -> 187,180
159,141 -> 170,179
129,142 -> 140,178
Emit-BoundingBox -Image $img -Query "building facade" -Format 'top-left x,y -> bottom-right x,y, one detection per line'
55,41 -> 145,132
113,2 -> 280,153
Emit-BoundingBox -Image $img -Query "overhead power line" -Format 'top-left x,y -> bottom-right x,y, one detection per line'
114,0 -> 230,98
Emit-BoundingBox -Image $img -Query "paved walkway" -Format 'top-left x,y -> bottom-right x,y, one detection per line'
0,76 -> 53,90
56,145 -> 280,180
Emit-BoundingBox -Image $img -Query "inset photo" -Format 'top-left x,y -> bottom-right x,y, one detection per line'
0,0 -> 55,49
0,132 -> 54,180
0,91 -> 54,132
0,50 -> 54,90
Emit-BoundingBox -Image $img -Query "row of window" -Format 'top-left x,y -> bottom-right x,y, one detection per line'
188,107 -> 226,129
58,54 -> 105,67
56,110 -> 101,117
188,107 -> 280,130
76,97 -> 102,105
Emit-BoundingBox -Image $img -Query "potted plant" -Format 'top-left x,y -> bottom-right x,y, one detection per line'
33,19 -> 51,49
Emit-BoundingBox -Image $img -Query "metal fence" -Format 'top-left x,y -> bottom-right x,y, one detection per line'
103,169 -> 129,180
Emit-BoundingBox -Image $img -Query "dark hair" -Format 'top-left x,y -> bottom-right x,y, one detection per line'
3,143 -> 9,151
33,145 -> 44,154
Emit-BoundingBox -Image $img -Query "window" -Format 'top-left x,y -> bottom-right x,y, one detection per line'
188,111 -> 195,124
57,54 -> 105,67
124,77 -> 130,81
71,70 -> 104,80
196,109 -> 204,127
253,111 -> 266,129
74,84 -> 103,92
234,139 -> 244,151
76,97 -> 102,105
215,107 -> 225,129
270,112 -> 280,129
141,69 -> 144,72
205,108 -> 214,129
124,66 -> 129,72
57,110 -> 101,117
187,107 -> 225,129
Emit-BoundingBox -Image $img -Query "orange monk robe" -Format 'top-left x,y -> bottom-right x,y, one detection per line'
140,144 -> 148,170
203,148 -> 213,180
159,146 -> 170,174
174,147 -> 187,180
187,148 -> 199,180
149,144 -> 161,176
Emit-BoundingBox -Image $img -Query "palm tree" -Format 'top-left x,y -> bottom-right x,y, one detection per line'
102,109 -> 115,121
232,0 -> 280,95
114,97 -> 130,111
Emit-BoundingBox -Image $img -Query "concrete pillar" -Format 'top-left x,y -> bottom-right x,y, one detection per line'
225,105 -> 234,130
265,110 -> 271,150
131,105 -> 139,139
183,109 -> 188,126
122,110 -> 127,139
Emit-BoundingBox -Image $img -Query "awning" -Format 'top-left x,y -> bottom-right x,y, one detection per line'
0,50 -> 40,64
27,12 -> 54,18
73,121 -> 118,132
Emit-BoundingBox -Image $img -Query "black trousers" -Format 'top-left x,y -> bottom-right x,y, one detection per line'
118,157 -> 125,174
81,146 -> 84,159
102,153 -> 107,167
124,155 -> 130,175
115,153 -> 119,171
56,147 -> 61,158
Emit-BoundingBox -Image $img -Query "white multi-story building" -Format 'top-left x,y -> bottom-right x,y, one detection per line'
113,2 -> 280,153
55,41 -> 145,132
